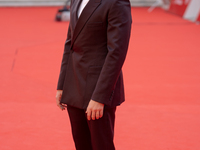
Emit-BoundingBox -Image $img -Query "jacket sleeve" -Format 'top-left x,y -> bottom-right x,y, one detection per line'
91,0 -> 132,105
57,25 -> 72,90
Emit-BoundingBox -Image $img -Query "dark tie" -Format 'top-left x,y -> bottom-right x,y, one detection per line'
76,0 -> 83,22
71,0 -> 83,28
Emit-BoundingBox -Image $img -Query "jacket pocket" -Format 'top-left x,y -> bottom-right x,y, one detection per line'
88,66 -> 103,74
83,66 -> 102,105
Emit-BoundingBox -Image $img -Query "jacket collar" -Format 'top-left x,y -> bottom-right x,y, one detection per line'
70,0 -> 102,49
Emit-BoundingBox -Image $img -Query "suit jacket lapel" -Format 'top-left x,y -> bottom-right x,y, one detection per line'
70,0 -> 82,32
71,0 -> 102,48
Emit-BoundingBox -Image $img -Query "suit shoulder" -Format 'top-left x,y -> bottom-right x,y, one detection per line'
108,0 -> 131,9
110,0 -> 131,4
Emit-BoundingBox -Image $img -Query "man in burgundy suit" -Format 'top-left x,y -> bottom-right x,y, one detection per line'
56,0 -> 132,149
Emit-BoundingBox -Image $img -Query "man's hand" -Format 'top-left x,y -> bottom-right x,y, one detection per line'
86,100 -> 104,120
56,90 -> 65,110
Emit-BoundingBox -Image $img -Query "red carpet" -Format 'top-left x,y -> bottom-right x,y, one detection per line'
0,7 -> 200,150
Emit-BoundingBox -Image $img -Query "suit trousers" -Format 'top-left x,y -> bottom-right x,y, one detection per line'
67,105 -> 116,150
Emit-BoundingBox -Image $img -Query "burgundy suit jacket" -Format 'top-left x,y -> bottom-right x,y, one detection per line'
57,0 -> 132,109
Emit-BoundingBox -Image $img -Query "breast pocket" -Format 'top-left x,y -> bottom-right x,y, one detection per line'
87,22 -> 104,32
87,22 -> 103,27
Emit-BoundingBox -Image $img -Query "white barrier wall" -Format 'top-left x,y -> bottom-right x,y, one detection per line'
0,0 -> 157,7
169,0 -> 200,22
130,0 -> 157,6
183,0 -> 200,21
0,0 -> 67,6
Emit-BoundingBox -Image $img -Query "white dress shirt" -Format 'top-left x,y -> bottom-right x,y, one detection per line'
78,0 -> 89,18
